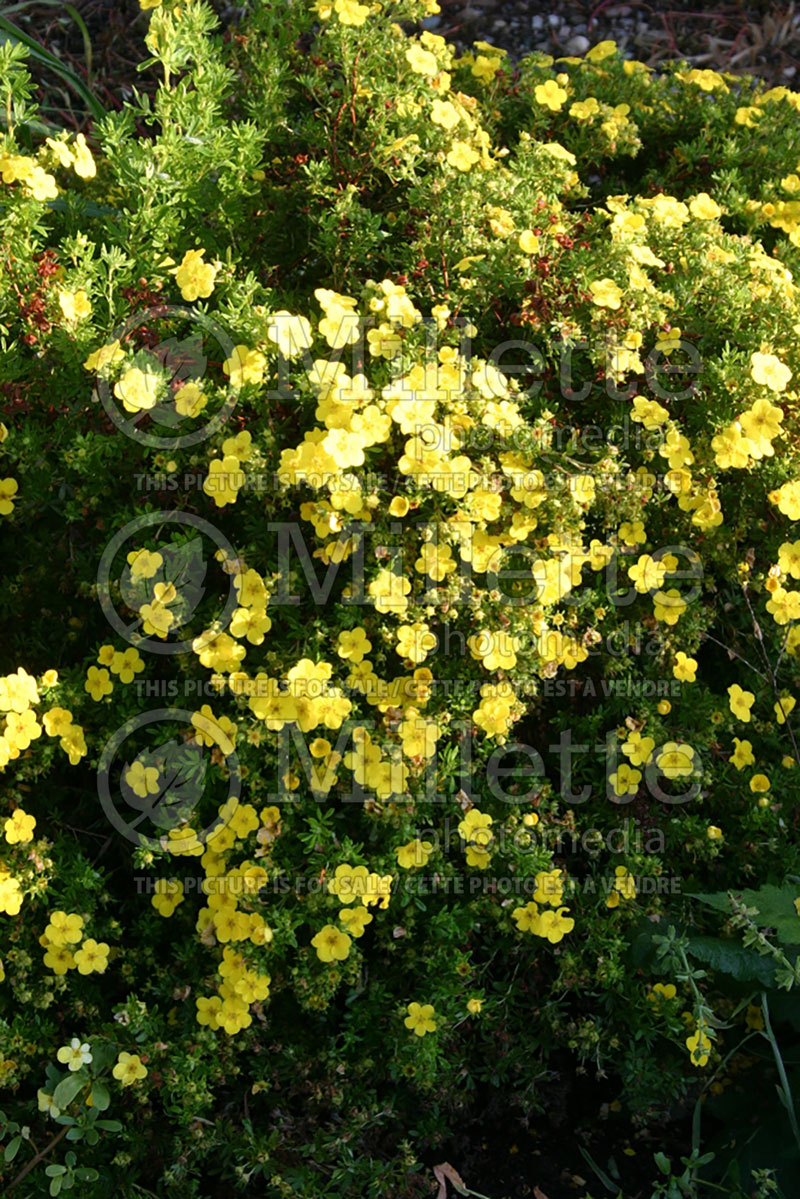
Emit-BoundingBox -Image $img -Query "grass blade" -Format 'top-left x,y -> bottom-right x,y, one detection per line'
0,14 -> 105,122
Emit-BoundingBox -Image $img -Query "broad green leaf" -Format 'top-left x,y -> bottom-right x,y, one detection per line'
53,1073 -> 86,1111
686,935 -> 777,985
4,1134 -> 21,1162
89,1081 -> 110,1111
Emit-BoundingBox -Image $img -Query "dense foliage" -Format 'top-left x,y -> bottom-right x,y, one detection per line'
2,1 -> 800,1195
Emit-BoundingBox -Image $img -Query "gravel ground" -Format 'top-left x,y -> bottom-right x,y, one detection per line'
427,0 -> 800,82
10,0 -> 800,131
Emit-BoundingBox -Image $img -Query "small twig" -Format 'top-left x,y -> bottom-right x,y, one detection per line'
7,1125 -> 69,1191
701,631 -> 767,682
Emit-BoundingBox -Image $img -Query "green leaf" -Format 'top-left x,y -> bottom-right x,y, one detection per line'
654,1151 -> 671,1175
4,1134 -> 21,1162
577,1146 -> 619,1192
90,1082 -> 110,1111
690,885 -> 800,945
53,1073 -> 86,1110
688,891 -> 733,914
686,935 -> 777,985
0,15 -> 105,121
83,1041 -> 116,1074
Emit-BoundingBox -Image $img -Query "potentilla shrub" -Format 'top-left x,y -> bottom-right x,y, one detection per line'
0,0 -> 799,1194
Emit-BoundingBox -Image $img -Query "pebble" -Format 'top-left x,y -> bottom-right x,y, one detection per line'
565,34 -> 590,55
444,1 -> 799,85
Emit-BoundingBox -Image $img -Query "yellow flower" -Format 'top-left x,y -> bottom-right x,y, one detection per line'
0,478 -> 18,516
58,289 -> 92,323
223,345 -> 266,388
446,140 -> 480,172
112,1052 -> 147,1085
673,652 -> 697,683
745,1003 -> 765,1031
534,79 -> 567,111
652,589 -> 686,625
750,773 -> 770,793
0,873 -> 23,916
728,684 -> 754,722
334,0 -> 370,24
203,455 -> 245,508
770,481 -> 800,521
570,97 -> 600,121
739,399 -> 783,451
174,249 -> 218,302
125,760 -> 160,799
337,627 -> 372,663
151,879 -> 184,916
72,133 -> 96,179
730,737 -> 755,771
628,554 -> 667,593
648,982 -> 677,1006
85,666 -> 113,702
657,742 -> 694,779
74,938 -> 110,975
57,1039 -> 92,1071
266,311 -> 313,358
84,339 -> 125,372
45,910 -> 84,947
589,278 -> 623,309
536,907 -> 575,943
631,395 -> 669,429
467,997 -> 483,1014
127,548 -> 163,580
114,367 -> 161,414
689,192 -> 722,220
735,106 -> 761,127
430,99 -> 460,129
406,44 -> 438,76
404,1001 -> 437,1036
751,351 -> 792,393
395,839 -> 434,869
684,68 -> 726,92
24,166 -> 58,201
706,825 -> 723,841
396,622 -> 437,664
339,905 -> 372,938
775,696 -> 796,724
711,423 -> 754,470
311,924 -> 351,962
585,39 -> 616,62
4,809 -> 35,844
609,763 -> 641,797
686,1028 -> 712,1066
607,865 -> 637,906
778,542 -> 800,579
